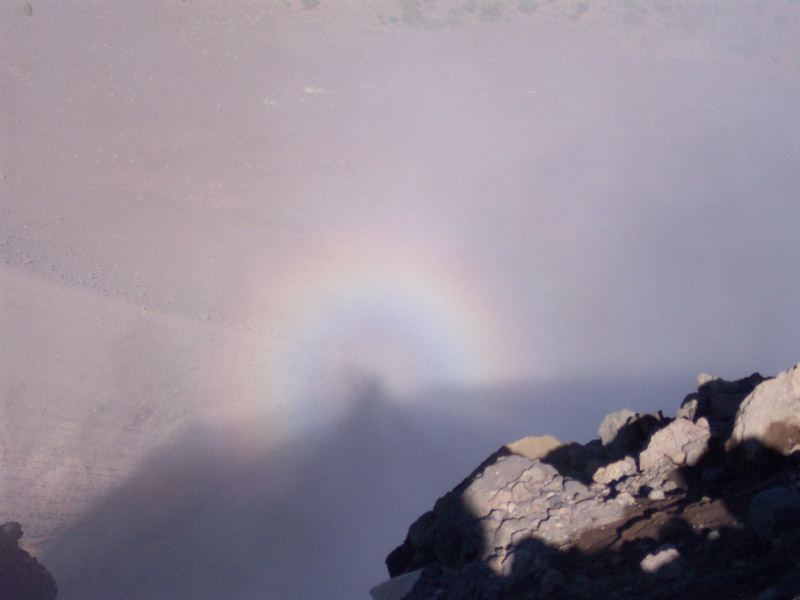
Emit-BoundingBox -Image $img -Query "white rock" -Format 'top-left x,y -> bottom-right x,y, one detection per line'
639,418 -> 710,472
640,545 -> 683,578
592,456 -> 637,485
730,364 -> 800,458
697,373 -> 718,388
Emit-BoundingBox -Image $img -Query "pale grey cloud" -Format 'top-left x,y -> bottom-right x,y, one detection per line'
2,2 -> 800,598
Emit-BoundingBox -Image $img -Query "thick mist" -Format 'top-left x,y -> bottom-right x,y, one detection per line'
2,2 -> 799,598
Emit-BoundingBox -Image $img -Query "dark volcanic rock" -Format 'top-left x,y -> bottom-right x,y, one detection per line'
748,486 -> 800,543
0,522 -> 58,600
378,362 -> 800,600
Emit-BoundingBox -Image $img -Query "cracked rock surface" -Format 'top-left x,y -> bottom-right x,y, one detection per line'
383,363 -> 800,600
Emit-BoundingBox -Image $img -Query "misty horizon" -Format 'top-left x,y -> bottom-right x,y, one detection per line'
2,1 -> 800,598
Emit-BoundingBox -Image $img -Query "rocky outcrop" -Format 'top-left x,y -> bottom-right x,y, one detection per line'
0,522 -> 58,600
379,363 -> 800,600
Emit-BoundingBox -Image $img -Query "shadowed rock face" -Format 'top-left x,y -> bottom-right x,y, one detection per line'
0,522 -> 58,600
384,363 -> 800,600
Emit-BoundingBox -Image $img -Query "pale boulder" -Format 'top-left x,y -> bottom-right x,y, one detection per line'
592,456 -> 637,485
639,418 -> 711,472
729,364 -> 800,459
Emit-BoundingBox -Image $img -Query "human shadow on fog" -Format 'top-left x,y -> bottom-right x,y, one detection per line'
41,380 -> 462,600
39,372 -> 693,600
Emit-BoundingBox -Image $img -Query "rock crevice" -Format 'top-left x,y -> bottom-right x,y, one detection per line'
379,363 -> 800,600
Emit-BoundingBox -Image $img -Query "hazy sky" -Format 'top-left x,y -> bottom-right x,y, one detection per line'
2,1 -> 800,598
